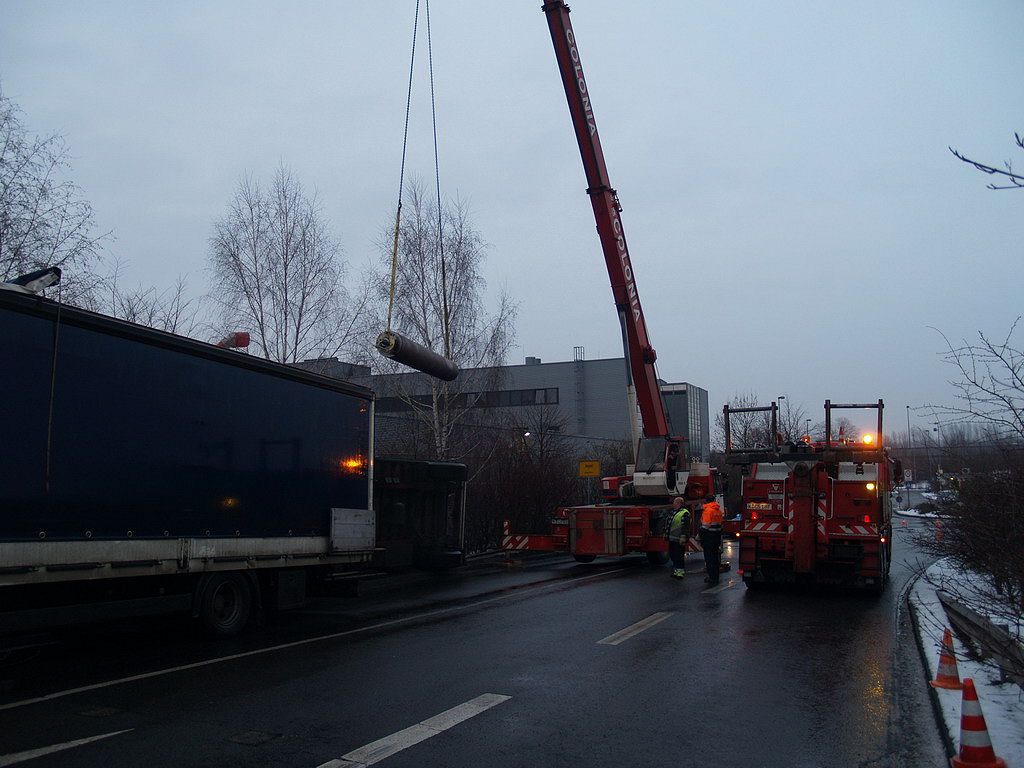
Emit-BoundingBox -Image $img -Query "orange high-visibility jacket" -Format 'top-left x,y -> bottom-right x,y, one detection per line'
701,501 -> 724,528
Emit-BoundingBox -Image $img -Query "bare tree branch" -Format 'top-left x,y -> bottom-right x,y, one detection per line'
929,320 -> 1024,442
949,132 -> 1024,190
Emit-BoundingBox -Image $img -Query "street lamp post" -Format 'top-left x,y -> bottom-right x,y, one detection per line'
906,405 -> 914,486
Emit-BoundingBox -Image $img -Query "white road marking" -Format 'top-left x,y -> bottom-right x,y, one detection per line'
0,567 -> 626,713
597,612 -> 674,645
0,729 -> 133,767
702,578 -> 738,594
316,693 -> 511,768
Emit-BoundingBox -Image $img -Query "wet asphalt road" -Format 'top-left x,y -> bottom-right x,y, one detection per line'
0,516 -> 947,768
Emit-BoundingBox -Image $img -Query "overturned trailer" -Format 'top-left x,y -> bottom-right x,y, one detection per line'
1,282 -> 379,635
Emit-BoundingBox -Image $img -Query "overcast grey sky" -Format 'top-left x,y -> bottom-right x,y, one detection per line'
3,1 -> 1022,436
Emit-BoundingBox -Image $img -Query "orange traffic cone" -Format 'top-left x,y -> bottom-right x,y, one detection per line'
930,628 -> 964,690
950,678 -> 1006,768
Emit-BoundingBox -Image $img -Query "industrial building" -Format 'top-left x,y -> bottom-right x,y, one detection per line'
298,353 -> 711,461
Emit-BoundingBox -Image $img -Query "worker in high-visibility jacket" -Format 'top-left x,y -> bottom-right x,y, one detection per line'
667,497 -> 691,579
698,494 -> 724,584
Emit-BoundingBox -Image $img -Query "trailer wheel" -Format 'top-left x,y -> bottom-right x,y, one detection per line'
199,574 -> 253,636
646,551 -> 669,566
573,554 -> 596,563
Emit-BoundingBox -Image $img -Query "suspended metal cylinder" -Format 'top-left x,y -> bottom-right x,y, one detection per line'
375,331 -> 459,381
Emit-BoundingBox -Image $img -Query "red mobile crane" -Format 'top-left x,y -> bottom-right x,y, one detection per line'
502,2 -> 715,564
723,400 -> 897,592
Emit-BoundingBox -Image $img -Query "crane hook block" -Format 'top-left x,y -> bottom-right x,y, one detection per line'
375,331 -> 460,381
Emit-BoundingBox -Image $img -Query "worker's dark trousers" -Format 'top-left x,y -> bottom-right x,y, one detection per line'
668,540 -> 687,569
699,528 -> 722,582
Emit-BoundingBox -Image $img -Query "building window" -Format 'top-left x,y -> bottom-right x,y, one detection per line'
375,388 -> 558,413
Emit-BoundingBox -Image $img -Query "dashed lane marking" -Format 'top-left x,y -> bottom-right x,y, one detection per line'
597,612 -> 674,645
0,567 -> 626,713
316,693 -> 511,768
0,729 -> 133,767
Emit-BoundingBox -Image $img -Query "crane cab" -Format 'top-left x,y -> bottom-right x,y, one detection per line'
629,438 -> 688,497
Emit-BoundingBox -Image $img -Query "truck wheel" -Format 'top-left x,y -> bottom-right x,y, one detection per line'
868,548 -> 888,596
573,554 -> 596,563
646,551 -> 669,566
199,573 -> 253,636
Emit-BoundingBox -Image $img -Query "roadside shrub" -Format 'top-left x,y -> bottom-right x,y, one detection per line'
913,467 -> 1024,616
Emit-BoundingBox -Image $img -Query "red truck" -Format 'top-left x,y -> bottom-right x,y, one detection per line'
724,400 -> 897,592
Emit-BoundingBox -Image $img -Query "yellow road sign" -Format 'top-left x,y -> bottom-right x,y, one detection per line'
579,461 -> 601,478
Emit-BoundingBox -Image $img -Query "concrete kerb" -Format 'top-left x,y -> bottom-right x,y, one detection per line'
904,566 -> 958,760
464,549 -> 574,571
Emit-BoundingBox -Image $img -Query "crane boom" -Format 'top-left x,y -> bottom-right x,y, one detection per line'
498,5 -> 725,562
542,0 -> 670,439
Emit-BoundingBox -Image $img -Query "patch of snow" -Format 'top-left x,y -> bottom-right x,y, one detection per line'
895,508 -> 941,519
910,558 -> 1024,765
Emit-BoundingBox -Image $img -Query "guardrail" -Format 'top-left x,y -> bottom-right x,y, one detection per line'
938,589 -> 1024,688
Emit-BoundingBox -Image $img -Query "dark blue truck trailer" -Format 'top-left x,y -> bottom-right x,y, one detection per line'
1,282 -> 379,635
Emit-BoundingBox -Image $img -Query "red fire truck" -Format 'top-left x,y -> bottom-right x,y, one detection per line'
723,400 -> 897,592
502,2 -> 716,565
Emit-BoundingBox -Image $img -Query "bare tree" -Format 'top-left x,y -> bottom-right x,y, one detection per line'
911,468 -> 1024,684
931,320 -> 1024,442
714,392 -> 773,451
372,180 -> 517,460
905,320 -> 1024,675
104,259 -> 205,336
208,167 -> 368,363
777,399 -> 809,443
465,407 -> 578,547
0,87 -> 108,304
950,132 -> 1024,190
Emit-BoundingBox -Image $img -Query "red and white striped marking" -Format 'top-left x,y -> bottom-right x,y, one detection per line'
782,497 -> 827,520
951,678 -> 1006,768
836,524 -> 878,537
744,522 -> 783,533
930,628 -> 963,690
501,520 -> 530,550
